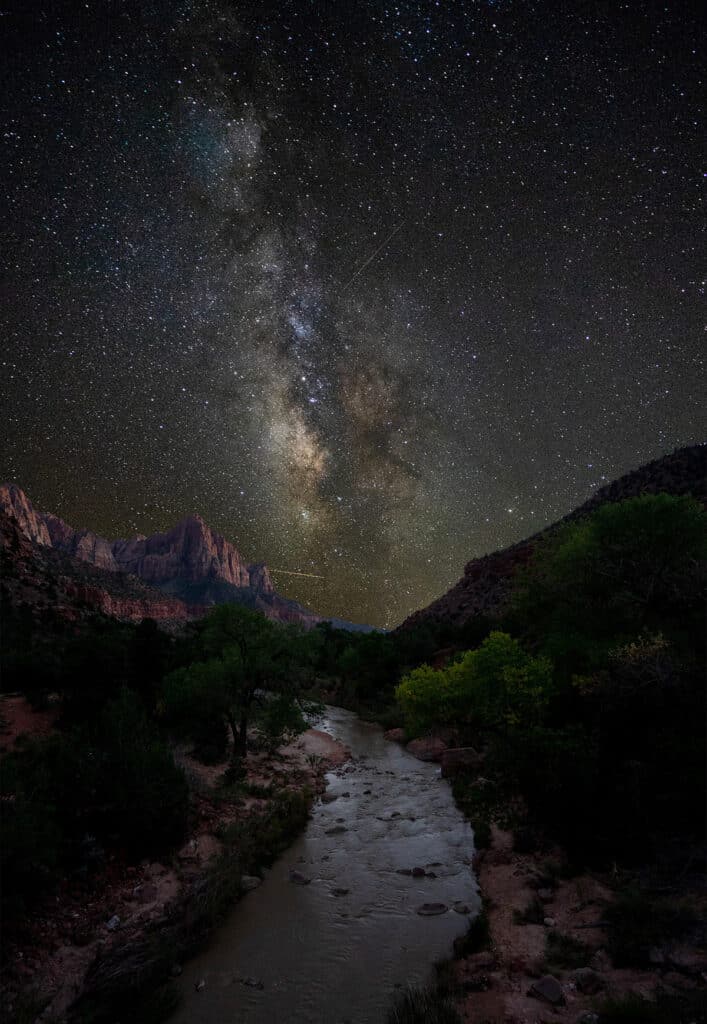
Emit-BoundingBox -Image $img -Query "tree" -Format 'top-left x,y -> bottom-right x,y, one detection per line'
162,605 -> 309,767
395,631 -> 553,739
509,494 -> 707,672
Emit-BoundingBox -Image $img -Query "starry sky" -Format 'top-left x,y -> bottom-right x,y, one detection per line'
1,1 -> 704,628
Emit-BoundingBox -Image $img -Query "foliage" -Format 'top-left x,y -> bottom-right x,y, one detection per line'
1,690 -> 188,921
161,605 -> 310,762
395,631 -> 553,739
543,930 -> 591,969
510,493 -> 706,672
597,990 -> 707,1024
604,888 -> 697,968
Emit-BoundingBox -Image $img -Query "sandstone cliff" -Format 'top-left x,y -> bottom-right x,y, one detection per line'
0,485 -> 318,628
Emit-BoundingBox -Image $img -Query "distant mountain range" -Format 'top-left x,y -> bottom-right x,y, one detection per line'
398,444 -> 707,632
0,484 -> 374,632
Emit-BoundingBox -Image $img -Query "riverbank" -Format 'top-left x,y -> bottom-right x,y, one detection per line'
3,726 -> 349,1024
449,825 -> 707,1023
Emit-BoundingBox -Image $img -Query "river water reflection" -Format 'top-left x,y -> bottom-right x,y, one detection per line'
170,706 -> 479,1024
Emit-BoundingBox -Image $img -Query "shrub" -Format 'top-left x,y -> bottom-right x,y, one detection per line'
605,888 -> 697,967
544,930 -> 591,969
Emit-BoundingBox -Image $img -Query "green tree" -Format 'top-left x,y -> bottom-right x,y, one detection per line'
162,606 -> 308,767
395,631 -> 553,739
510,494 -> 707,671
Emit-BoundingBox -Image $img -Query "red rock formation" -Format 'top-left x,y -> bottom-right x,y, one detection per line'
44,513 -> 119,571
0,485 -> 320,628
111,514 -> 257,588
0,483 -> 52,547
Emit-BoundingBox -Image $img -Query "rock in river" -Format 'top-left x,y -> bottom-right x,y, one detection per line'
417,903 -> 448,916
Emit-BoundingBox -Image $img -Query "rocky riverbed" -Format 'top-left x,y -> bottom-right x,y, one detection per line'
168,707 -> 479,1024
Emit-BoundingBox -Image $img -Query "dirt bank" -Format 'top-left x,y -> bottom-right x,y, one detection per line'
452,826 -> 706,1023
3,727 -> 350,1024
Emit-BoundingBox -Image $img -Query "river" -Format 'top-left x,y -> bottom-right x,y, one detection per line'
169,706 -> 479,1024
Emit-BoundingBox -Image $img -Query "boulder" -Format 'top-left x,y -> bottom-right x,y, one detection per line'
406,737 -> 447,762
440,746 -> 484,778
288,870 -> 311,885
572,968 -> 604,995
384,728 -> 406,743
529,974 -> 565,1005
417,902 -> 448,916
240,875 -> 261,892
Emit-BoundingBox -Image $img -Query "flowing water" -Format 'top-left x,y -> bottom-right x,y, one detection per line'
170,707 -> 479,1024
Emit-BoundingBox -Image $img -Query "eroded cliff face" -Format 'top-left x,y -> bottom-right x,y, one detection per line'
0,509 -> 195,626
111,515 -> 258,588
0,483 -> 52,547
0,485 -> 317,627
44,513 -> 120,572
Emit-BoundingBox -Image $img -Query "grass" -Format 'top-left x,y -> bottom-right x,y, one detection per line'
604,888 -> 697,968
386,986 -> 462,1024
543,929 -> 592,969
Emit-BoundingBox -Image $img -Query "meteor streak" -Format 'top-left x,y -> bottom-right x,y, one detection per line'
270,568 -> 327,579
341,220 -> 406,291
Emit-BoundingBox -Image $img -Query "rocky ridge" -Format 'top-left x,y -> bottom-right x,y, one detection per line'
0,485 -> 320,628
399,444 -> 707,631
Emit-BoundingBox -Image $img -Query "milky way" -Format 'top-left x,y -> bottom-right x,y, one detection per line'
2,1 -> 704,627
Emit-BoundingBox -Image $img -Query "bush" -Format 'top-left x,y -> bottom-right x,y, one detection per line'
598,990 -> 707,1023
605,888 -> 697,968
395,631 -> 553,739
544,930 -> 591,969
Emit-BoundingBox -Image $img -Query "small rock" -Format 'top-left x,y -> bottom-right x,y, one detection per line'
572,968 -> 604,995
411,867 -> 426,878
288,870 -> 311,885
321,792 -> 337,803
543,917 -> 556,927
332,888 -> 349,897
406,737 -> 447,762
453,902 -> 472,914
195,979 -> 206,992
240,875 -> 261,892
325,825 -> 347,835
239,976 -> 264,990
341,791 -> 350,798
105,915 -> 121,932
417,902 -> 448,916
384,728 -> 406,743
590,948 -> 611,972
529,974 -> 565,1006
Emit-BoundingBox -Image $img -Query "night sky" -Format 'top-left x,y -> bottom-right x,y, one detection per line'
2,1 -> 704,628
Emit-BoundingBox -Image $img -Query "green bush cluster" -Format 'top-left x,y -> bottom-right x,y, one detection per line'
395,495 -> 706,861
